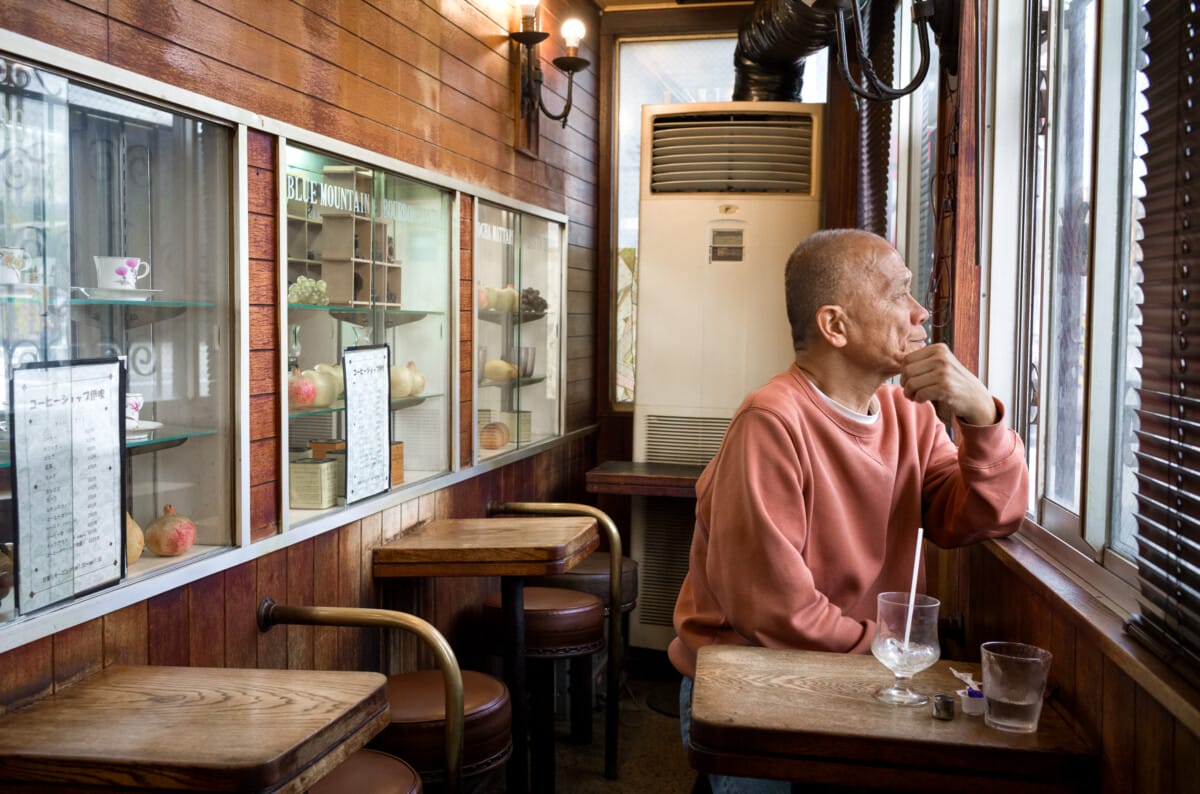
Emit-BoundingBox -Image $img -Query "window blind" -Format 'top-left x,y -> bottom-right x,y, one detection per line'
1125,0 -> 1200,683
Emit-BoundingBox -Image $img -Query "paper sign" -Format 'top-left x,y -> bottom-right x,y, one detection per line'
11,359 -> 124,612
342,345 -> 391,504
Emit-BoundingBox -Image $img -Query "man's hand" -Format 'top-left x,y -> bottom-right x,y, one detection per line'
899,343 -> 997,425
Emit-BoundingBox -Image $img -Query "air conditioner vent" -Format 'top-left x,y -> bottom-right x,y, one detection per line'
644,415 -> 729,466
650,112 -> 815,194
633,499 -> 695,630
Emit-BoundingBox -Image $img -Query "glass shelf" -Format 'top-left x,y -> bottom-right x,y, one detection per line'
287,304 -> 443,329
287,392 -> 441,420
0,425 -> 217,470
479,376 -> 546,389
477,308 -> 546,325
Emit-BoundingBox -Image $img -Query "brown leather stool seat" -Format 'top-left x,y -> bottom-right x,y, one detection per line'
537,552 -> 639,614
483,586 -> 605,656
310,748 -> 422,794
483,586 -> 605,792
369,669 -> 512,783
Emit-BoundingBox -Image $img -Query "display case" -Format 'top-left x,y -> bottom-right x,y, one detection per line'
283,145 -> 452,529
473,201 -> 564,460
0,58 -> 235,622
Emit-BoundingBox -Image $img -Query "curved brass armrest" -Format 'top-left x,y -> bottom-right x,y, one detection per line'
488,500 -> 624,779
257,599 -> 464,794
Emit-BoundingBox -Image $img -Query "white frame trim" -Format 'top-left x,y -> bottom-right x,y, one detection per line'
0,28 -> 575,654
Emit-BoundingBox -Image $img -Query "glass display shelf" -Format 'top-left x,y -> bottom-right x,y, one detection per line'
287,393 -> 443,420
479,376 -> 547,389
287,303 -> 443,329
477,308 -> 546,325
0,425 -> 218,470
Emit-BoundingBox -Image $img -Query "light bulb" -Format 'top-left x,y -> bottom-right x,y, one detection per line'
561,18 -> 586,51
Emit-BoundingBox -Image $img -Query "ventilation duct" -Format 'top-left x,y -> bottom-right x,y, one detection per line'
734,0 -> 941,103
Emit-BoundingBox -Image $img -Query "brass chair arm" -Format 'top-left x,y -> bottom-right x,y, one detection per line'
488,500 -> 624,779
257,599 -> 464,794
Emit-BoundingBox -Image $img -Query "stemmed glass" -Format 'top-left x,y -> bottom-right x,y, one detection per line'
871,591 -> 940,706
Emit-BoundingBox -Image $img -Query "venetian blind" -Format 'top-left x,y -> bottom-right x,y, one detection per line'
1125,0 -> 1200,681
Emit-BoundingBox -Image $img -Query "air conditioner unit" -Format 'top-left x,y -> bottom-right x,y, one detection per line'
629,101 -> 824,649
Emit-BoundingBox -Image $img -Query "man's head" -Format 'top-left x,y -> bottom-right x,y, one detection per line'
785,229 -> 929,378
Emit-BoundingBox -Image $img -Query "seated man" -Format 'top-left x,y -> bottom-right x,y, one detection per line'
671,229 -> 1029,794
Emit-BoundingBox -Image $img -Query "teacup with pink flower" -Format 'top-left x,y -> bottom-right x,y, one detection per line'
94,256 -> 150,289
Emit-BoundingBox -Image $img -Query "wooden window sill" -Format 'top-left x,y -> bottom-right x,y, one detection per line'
984,523 -> 1200,736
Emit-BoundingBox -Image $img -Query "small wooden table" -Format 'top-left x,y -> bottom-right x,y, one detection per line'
689,646 -> 1095,793
585,460 -> 704,498
0,664 -> 389,793
373,516 -> 599,794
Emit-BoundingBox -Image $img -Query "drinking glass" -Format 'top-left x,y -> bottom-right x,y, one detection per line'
871,592 -> 941,706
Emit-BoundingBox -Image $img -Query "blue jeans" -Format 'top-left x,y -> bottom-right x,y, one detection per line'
679,676 -> 792,794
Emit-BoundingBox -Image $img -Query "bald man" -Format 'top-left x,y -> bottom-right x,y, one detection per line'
672,230 -> 1029,794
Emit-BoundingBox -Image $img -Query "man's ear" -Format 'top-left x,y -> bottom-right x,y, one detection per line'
815,304 -> 848,348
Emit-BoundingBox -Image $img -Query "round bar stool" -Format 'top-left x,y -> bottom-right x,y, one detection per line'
537,551 -> 639,743
483,585 -> 605,794
369,670 -> 512,791
310,748 -> 422,794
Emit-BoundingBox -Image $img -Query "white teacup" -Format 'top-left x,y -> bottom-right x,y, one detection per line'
125,392 -> 144,421
94,256 -> 150,289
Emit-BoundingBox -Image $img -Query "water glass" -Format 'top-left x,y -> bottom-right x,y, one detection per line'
980,641 -> 1053,733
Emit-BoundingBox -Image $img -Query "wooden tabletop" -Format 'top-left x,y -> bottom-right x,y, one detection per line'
585,460 -> 704,498
0,665 -> 389,793
373,516 -> 599,578
690,646 -> 1094,791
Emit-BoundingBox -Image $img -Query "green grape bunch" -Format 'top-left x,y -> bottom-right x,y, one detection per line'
288,275 -> 330,306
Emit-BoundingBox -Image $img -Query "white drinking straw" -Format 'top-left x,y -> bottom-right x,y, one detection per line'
902,526 -> 925,650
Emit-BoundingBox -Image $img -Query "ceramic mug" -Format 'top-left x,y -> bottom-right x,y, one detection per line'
94,256 -> 150,289
125,392 -> 144,421
0,247 -> 28,284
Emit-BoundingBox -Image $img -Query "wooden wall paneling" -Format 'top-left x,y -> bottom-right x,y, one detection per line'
51,618 -> 103,692
186,573 -> 226,668
249,395 -> 276,443
256,550 -> 288,669
285,540 -> 315,671
948,0 -> 981,373
1100,656 -> 1136,793
223,560 -> 258,668
103,602 -> 149,667
0,638 -> 52,715
147,587 -> 189,666
336,521 -> 364,671
248,305 -> 277,352
312,530 -> 340,670
1073,636 -> 1105,751
359,512 -> 383,670
1134,687 -> 1175,792
247,212 -> 277,262
1048,607 -> 1078,725
0,0 -> 109,62
822,64 -> 861,230
247,259 -> 277,306
248,350 -> 277,397
1173,722 -> 1200,794
250,483 -> 279,541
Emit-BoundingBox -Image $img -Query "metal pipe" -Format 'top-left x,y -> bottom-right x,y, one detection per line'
488,501 -> 624,780
257,599 -> 464,794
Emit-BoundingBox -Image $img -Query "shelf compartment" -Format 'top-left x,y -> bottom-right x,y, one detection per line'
477,309 -> 546,325
478,376 -> 546,389
0,425 -> 218,469
287,393 -> 441,420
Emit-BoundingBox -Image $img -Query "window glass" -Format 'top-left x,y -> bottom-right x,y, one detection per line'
0,57 -> 234,620
612,37 -> 828,404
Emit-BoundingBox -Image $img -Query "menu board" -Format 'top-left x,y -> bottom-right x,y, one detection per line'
10,359 -> 125,612
342,345 -> 390,504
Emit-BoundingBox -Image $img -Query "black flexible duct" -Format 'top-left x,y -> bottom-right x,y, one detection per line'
733,0 -> 854,101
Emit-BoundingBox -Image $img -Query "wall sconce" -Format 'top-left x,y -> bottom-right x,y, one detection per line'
510,1 -> 589,130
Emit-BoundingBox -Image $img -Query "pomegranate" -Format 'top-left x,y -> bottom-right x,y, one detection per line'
143,505 -> 197,556
288,367 -> 317,407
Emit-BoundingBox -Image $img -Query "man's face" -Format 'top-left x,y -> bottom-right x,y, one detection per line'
840,243 -> 930,378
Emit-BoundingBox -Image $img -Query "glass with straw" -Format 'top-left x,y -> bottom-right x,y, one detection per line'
871,527 -> 941,705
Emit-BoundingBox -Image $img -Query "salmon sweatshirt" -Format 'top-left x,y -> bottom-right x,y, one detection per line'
668,364 -> 1029,679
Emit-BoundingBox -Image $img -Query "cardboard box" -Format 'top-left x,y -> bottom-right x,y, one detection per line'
289,458 -> 337,509
391,442 -> 404,487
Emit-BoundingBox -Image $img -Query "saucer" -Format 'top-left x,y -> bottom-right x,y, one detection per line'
74,286 -> 162,302
126,419 -> 163,441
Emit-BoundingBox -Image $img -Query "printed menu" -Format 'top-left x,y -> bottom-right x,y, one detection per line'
342,345 -> 390,504
11,360 -> 124,612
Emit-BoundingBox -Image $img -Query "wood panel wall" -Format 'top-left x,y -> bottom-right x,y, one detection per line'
0,0 -> 600,709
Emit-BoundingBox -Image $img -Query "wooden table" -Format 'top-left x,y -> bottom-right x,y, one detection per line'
689,646 -> 1095,793
0,665 -> 389,793
373,516 -> 599,794
585,460 -> 704,498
